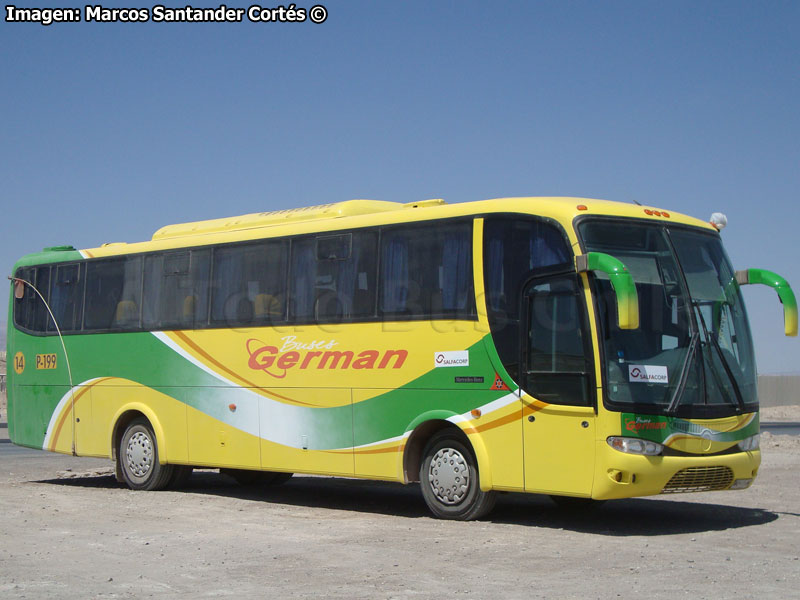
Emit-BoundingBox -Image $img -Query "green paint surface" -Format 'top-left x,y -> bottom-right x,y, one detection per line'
620,413 -> 759,444
8,326 -> 511,450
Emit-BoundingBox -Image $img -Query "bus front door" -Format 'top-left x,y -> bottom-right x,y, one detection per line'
521,273 -> 596,496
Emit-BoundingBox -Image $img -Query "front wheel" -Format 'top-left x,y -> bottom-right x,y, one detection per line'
419,432 -> 496,520
118,418 -> 174,491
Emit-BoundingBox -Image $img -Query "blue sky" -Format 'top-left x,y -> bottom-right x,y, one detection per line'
2,1 -> 798,373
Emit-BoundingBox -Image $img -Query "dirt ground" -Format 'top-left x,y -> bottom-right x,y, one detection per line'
1,404 -> 798,599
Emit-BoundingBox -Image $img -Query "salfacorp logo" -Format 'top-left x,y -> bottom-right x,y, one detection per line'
434,350 -> 469,368
628,364 -> 668,384
247,336 -> 408,379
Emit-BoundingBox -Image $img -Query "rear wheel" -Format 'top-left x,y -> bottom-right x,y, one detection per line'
118,418 -> 174,491
419,431 -> 496,520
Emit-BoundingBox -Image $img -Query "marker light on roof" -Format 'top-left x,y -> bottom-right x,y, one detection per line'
710,212 -> 728,230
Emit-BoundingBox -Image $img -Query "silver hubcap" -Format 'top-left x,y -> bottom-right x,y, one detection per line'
126,431 -> 153,478
428,447 -> 470,505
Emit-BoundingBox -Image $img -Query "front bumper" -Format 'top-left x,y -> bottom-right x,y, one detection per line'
592,440 -> 760,500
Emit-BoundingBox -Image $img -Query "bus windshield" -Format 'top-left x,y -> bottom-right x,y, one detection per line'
579,219 -> 757,418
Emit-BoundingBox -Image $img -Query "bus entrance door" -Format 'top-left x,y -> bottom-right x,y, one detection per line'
521,273 -> 596,496
522,401 -> 595,495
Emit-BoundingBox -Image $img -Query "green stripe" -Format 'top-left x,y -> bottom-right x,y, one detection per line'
9,329 -> 509,450
621,413 -> 758,444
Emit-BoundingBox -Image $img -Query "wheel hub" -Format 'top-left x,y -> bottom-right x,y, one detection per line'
126,431 -> 153,478
428,447 -> 470,505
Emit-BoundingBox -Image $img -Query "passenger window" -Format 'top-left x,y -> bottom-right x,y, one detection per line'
317,234 -> 351,261
49,264 -> 83,333
30,266 -> 52,332
211,240 -> 288,326
290,231 -> 377,322
85,257 -> 143,331
379,222 -> 474,318
13,266 -> 47,332
143,250 -> 209,329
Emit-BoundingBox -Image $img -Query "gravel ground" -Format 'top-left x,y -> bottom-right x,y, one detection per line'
1,404 -> 799,599
761,404 -> 800,422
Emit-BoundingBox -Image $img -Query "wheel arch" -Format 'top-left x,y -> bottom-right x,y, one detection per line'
110,404 -> 170,465
402,412 -> 493,491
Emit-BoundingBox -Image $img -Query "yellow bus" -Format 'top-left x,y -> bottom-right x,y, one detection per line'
6,197 -> 797,519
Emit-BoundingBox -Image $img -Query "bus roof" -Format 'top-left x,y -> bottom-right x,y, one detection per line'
18,196 -> 718,264
151,199 -> 447,240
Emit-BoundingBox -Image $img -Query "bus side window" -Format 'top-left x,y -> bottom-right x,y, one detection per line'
13,266 -> 40,332
143,251 -> 209,330
350,232 -> 378,317
317,231 -> 377,321
289,231 -> 378,323
85,257 -> 143,331
289,237 -> 318,320
379,222 -> 474,319
49,263 -> 84,333
31,266 -> 52,332
211,240 -> 288,326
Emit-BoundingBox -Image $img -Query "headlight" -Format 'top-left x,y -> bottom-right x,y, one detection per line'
607,437 -> 663,456
737,434 -> 760,452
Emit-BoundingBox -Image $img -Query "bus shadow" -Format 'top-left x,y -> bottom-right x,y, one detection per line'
35,470 -> 429,518
489,494 -> 779,535
37,471 -> 778,535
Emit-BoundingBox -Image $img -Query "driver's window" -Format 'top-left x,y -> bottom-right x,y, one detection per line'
525,274 -> 592,406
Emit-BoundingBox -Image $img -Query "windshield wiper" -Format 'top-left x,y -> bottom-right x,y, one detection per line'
692,302 -> 746,412
666,332 -> 699,415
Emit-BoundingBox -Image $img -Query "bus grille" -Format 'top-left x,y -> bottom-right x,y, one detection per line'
661,466 -> 734,494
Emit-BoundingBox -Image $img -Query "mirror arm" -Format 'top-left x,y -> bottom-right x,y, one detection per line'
576,252 -> 639,330
735,268 -> 798,336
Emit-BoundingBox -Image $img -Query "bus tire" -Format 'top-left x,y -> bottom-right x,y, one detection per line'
419,431 -> 496,520
118,417 -> 174,491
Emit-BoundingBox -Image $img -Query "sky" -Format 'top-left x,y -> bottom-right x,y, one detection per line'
1,0 -> 798,373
